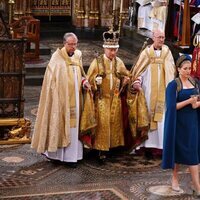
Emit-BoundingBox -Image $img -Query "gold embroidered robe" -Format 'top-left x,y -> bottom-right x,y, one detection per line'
31,48 -> 83,153
130,44 -> 175,149
87,55 -> 129,151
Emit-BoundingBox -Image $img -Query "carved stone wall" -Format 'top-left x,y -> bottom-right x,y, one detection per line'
31,0 -> 71,17
1,0 -> 130,29
74,0 -> 129,28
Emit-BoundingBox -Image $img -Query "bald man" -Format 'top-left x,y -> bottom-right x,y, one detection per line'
130,29 -> 176,159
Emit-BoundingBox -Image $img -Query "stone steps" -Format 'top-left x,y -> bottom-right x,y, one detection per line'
120,26 -> 152,54
25,74 -> 44,86
24,64 -> 90,86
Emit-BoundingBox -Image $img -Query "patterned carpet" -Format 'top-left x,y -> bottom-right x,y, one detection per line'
0,140 -> 196,199
84,151 -> 162,174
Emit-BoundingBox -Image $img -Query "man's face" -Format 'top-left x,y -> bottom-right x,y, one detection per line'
64,36 -> 78,55
152,31 -> 165,49
104,48 -> 118,60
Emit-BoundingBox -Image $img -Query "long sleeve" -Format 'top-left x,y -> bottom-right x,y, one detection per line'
162,80 -> 177,169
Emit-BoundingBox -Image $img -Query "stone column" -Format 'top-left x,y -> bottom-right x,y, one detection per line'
89,0 -> 99,28
83,0 -> 89,27
13,0 -> 26,20
121,0 -> 129,25
25,0 -> 32,16
75,0 -> 85,27
100,0 -> 112,27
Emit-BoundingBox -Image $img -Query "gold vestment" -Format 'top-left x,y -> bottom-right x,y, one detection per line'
87,55 -> 129,151
131,44 -> 175,130
31,48 -> 83,153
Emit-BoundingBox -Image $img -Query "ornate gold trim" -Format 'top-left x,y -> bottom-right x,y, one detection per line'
89,11 -> 99,14
76,16 -> 85,19
0,137 -> 31,145
89,16 -> 99,20
0,118 -> 31,145
0,118 -> 26,126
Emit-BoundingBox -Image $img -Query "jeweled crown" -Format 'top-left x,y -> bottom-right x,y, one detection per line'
103,29 -> 120,48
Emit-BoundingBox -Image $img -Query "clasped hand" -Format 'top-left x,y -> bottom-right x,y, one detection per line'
130,82 -> 142,93
83,79 -> 91,91
190,95 -> 199,109
95,76 -> 102,85
122,76 -> 130,86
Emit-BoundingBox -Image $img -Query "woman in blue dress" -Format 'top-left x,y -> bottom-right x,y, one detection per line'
162,55 -> 200,197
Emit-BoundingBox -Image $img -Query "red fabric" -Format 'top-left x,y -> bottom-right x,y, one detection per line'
173,12 -> 179,38
82,78 -> 87,85
121,91 -> 134,151
80,134 -> 92,148
191,47 -> 200,80
121,90 -> 148,151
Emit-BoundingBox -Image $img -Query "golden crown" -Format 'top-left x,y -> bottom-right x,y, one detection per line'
103,29 -> 120,48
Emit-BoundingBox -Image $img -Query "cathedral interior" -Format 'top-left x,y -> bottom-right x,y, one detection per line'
0,0 -> 200,199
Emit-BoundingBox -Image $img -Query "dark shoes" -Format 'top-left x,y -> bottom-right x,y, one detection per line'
144,151 -> 154,160
98,151 -> 107,165
98,155 -> 106,165
144,148 -> 162,160
41,154 -> 62,164
41,154 -> 78,168
66,162 -> 77,168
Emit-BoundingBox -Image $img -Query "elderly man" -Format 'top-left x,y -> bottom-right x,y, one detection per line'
31,32 -> 89,167
131,29 -> 175,159
86,29 -> 130,163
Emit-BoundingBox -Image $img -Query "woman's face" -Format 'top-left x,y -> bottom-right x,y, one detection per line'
178,61 -> 191,79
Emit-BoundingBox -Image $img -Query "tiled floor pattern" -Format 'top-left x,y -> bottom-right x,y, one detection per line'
0,139 -> 198,199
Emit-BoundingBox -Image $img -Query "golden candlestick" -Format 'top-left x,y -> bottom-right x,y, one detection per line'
118,0 -> 124,36
8,0 -> 15,24
111,9 -> 115,30
118,12 -> 123,36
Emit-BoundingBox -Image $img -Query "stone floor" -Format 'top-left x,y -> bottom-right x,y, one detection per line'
0,40 -> 199,200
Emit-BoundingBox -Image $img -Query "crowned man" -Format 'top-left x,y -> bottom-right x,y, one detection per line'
86,29 -> 130,163
131,29 -> 175,159
31,32 -> 90,168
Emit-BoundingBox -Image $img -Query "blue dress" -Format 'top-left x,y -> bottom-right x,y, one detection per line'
175,88 -> 199,165
162,80 -> 200,169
